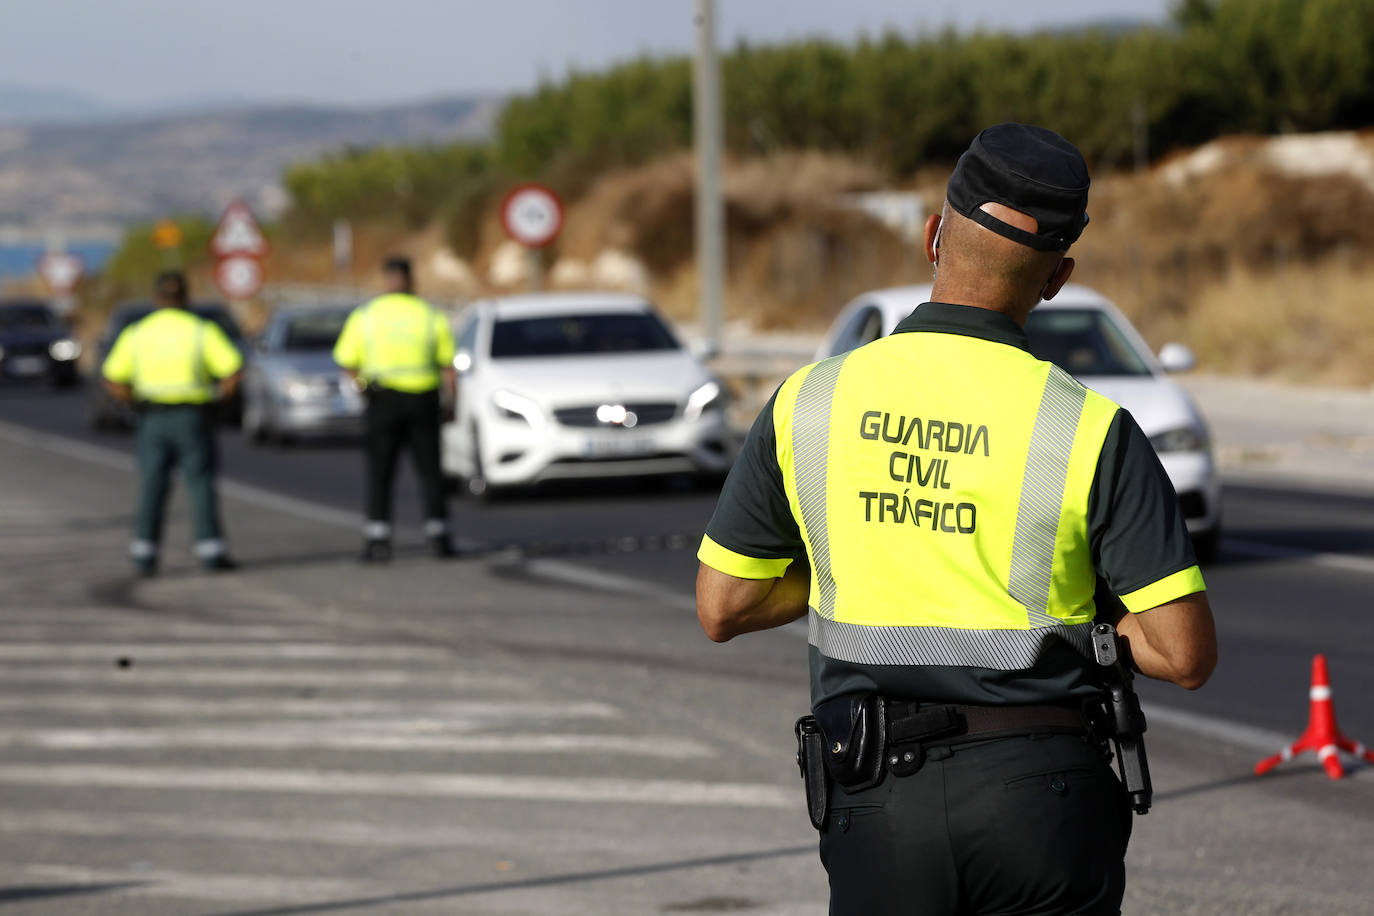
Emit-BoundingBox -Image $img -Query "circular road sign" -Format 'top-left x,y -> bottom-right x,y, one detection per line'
214,255 -> 265,300
36,251 -> 84,296
501,184 -> 564,248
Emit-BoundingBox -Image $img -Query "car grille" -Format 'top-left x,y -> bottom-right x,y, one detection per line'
554,402 -> 679,427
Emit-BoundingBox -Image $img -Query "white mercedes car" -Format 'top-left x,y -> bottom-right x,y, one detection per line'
815,284 -> 1221,561
441,293 -> 734,495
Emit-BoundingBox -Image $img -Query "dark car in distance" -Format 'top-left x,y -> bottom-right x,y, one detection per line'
87,301 -> 249,431
0,298 -> 81,387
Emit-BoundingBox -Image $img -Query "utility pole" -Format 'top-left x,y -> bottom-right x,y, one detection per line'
693,0 -> 725,356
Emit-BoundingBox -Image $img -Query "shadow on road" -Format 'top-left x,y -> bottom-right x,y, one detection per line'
205,844 -> 814,916
0,881 -> 147,903
1154,761 -> 1370,804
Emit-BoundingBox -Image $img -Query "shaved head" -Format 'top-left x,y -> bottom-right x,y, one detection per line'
925,202 -> 1074,323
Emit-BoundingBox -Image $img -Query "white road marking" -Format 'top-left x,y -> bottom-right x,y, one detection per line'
0,727 -> 711,757
0,419 -> 361,529
0,810 -> 499,849
1225,536 -> 1374,576
17,863 -> 371,904
0,641 -> 449,661
1142,704 -> 1295,754
0,763 -> 795,808
518,558 -> 700,612
0,665 -> 519,690
0,624 -> 321,641
0,695 -> 619,719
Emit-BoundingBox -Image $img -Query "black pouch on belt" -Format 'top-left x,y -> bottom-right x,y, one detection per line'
794,716 -> 830,830
813,693 -> 887,792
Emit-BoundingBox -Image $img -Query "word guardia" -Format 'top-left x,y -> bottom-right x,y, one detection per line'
859,410 -> 990,456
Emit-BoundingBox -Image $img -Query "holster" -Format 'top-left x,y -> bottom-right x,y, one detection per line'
794,716 -> 830,830
813,693 -> 887,792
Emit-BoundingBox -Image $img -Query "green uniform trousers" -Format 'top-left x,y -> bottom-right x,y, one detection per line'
820,733 -> 1131,916
132,404 -> 225,558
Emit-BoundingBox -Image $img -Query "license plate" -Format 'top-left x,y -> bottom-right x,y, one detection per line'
580,434 -> 658,458
8,356 -> 45,376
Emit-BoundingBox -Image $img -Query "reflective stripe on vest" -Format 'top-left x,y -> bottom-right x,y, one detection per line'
791,353 -> 850,622
1009,365 -> 1087,628
780,337 -> 1114,672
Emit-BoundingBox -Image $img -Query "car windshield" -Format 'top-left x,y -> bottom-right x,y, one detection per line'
1024,308 -> 1153,377
0,305 -> 59,331
490,312 -> 679,358
281,311 -> 349,351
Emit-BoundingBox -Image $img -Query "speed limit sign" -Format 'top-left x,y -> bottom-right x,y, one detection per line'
214,255 -> 265,300
501,184 -> 564,248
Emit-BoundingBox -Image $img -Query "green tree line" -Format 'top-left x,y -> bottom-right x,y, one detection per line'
283,0 -> 1373,245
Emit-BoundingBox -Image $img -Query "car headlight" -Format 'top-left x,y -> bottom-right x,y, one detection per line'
491,389 -> 545,429
1149,425 -> 1208,454
684,380 -> 725,421
48,339 -> 81,361
284,375 -> 334,401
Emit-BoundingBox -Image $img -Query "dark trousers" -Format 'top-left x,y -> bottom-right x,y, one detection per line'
364,387 -> 447,533
820,734 -> 1132,915
133,405 -> 225,555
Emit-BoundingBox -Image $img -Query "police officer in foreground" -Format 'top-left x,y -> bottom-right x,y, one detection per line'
696,123 -> 1218,914
334,256 -> 457,562
102,270 -> 243,576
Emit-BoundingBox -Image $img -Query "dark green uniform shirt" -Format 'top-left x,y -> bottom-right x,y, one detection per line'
704,302 -> 1202,705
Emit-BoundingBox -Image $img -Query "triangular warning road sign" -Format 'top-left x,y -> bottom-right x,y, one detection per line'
211,200 -> 270,258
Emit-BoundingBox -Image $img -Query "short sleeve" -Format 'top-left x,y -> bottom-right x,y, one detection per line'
699,389 -> 804,579
101,326 -> 136,384
1088,410 -> 1205,612
202,322 -> 243,378
433,311 -> 456,367
333,308 -> 366,369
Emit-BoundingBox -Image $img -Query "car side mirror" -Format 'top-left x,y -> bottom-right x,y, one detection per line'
1158,342 -> 1197,373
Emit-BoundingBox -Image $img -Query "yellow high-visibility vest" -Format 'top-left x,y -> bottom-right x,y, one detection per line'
333,293 -> 454,393
772,329 -> 1122,668
102,309 -> 242,404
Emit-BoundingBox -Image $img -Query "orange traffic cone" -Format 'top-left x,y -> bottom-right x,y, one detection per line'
1255,654 -> 1374,780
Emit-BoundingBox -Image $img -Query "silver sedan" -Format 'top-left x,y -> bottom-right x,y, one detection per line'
241,306 -> 363,444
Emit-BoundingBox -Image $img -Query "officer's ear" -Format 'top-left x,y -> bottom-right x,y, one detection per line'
923,213 -> 943,266
1041,256 -> 1075,301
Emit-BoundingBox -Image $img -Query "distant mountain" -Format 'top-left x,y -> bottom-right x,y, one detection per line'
0,95 -> 503,231
0,85 -> 112,124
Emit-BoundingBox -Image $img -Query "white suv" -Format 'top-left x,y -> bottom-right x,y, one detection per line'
442,292 -> 734,496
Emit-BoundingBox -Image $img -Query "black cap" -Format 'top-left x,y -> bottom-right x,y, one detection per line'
383,256 -> 413,276
946,123 -> 1090,252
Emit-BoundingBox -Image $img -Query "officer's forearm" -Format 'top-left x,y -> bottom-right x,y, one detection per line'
1114,592 -> 1217,690
696,562 -> 810,642
102,379 -> 133,403
217,372 -> 243,400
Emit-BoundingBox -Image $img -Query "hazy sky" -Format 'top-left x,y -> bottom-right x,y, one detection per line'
3,0 -> 1172,108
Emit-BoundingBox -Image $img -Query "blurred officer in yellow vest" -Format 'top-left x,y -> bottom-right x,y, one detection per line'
334,256 -> 457,562
102,270 -> 243,576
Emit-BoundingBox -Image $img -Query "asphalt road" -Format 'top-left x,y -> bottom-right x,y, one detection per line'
1,381 -> 1372,914
3,383 -> 1371,741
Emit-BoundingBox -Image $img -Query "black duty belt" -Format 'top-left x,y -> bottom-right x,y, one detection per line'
885,700 -> 1088,748
797,695 -> 1096,828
